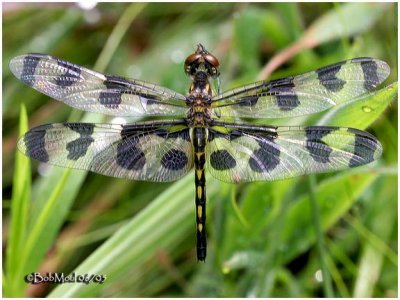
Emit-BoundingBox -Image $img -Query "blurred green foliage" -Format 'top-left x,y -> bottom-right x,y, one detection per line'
2,2 -> 397,297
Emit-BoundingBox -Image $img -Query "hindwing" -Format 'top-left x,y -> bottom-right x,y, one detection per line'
18,121 -> 194,182
206,122 -> 382,182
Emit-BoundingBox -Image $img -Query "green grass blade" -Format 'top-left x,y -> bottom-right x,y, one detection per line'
5,104 -> 31,297
308,175 -> 334,297
280,172 -> 378,264
353,177 -> 397,297
346,214 -> 397,266
317,82 -> 398,128
94,3 -> 147,71
230,187 -> 249,229
252,183 -> 299,297
325,253 -> 351,297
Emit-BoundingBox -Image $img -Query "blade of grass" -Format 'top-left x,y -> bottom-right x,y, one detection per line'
324,253 -> 351,297
345,214 -> 397,266
5,104 -> 31,297
230,187 -> 249,229
94,2 -> 147,71
308,175 -> 334,297
280,172 -> 379,264
15,169 -> 72,282
327,239 -> 358,278
317,82 -> 398,127
253,182 -> 299,297
353,177 -> 397,297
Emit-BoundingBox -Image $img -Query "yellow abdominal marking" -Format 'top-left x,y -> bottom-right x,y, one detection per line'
198,223 -> 203,232
196,152 -> 204,161
196,169 -> 203,180
197,186 -> 203,199
197,205 -> 203,219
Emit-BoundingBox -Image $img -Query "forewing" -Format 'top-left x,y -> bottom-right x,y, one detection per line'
206,123 -> 382,182
212,58 -> 390,118
18,121 -> 193,182
10,53 -> 187,117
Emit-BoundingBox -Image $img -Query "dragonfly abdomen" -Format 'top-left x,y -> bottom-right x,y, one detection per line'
192,127 -> 207,261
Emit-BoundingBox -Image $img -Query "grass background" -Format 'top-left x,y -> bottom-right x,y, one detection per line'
2,2 -> 398,297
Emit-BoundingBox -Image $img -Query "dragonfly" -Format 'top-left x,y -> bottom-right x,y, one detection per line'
10,44 -> 390,261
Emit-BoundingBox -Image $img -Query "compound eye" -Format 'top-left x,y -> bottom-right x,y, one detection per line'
184,53 -> 202,68
204,53 -> 219,69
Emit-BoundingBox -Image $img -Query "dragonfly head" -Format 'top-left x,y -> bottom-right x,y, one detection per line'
184,44 -> 220,79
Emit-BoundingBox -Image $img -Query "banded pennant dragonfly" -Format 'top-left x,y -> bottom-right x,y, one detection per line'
10,44 -> 389,261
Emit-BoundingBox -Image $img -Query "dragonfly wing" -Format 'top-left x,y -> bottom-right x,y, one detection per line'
10,53 -> 187,117
212,58 -> 390,118
206,123 -> 382,182
18,121 -> 193,182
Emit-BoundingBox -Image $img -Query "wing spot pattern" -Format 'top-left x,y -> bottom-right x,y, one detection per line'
64,123 -> 95,160
116,125 -> 146,170
360,60 -> 379,90
237,95 -> 259,107
23,124 -> 52,162
161,149 -> 188,170
54,60 -> 82,87
116,143 -> 146,171
270,77 -> 300,111
348,128 -> 379,167
210,149 -> 236,170
21,55 -> 41,86
99,75 -> 163,109
305,127 -> 335,163
99,75 -> 124,108
316,61 -> 346,92
249,138 -> 280,173
98,91 -> 122,108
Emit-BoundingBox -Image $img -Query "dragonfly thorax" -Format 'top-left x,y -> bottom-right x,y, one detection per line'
185,88 -> 212,127
184,44 -> 220,127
